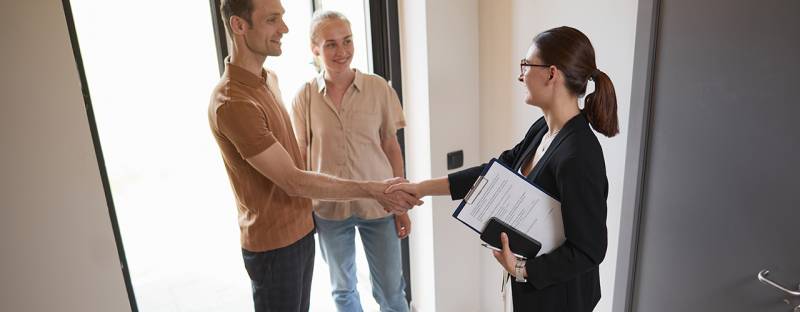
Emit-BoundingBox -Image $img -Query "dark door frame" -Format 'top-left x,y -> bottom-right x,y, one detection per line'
612,0 -> 659,311
60,0 -> 139,311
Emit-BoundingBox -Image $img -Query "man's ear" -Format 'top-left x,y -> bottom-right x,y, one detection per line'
229,16 -> 249,36
548,65 -> 557,81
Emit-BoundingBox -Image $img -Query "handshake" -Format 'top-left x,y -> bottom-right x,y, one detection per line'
368,177 -> 424,214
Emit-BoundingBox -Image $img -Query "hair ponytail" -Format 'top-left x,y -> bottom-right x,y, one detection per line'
584,69 -> 619,137
534,26 -> 620,137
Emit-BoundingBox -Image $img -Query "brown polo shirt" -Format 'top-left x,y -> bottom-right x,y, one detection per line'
291,69 -> 406,220
208,62 -> 313,252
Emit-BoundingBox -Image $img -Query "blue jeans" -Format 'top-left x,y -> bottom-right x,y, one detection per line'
315,214 -> 409,312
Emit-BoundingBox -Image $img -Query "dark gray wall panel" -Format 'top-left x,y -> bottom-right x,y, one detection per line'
631,0 -> 800,311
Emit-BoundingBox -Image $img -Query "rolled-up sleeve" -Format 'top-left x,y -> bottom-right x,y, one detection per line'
290,86 -> 310,150
380,82 -> 406,140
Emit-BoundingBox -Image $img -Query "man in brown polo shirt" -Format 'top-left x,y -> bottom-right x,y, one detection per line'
208,1 -> 421,311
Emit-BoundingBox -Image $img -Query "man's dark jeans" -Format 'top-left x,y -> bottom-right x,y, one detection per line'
242,231 -> 315,312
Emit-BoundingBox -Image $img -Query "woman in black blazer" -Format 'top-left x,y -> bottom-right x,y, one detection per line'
387,26 -> 619,311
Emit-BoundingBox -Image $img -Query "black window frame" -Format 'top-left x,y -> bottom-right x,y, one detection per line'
366,0 -> 412,303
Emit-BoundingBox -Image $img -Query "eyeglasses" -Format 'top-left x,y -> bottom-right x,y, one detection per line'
520,59 -> 551,75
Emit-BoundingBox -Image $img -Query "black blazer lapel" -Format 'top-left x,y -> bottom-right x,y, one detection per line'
515,128 -> 546,171
512,117 -> 547,171
529,113 -> 585,180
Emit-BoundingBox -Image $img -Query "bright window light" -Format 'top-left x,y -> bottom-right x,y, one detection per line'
70,0 -> 381,311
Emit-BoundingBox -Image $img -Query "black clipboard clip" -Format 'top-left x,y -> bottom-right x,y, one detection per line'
464,175 -> 488,204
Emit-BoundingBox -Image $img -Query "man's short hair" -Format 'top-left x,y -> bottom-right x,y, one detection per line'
220,0 -> 254,34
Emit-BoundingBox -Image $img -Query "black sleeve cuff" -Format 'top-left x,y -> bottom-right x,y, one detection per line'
447,164 -> 486,200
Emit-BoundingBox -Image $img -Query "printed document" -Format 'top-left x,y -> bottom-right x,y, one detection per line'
453,160 -> 565,256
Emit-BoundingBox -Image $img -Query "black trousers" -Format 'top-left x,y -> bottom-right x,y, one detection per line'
242,231 -> 315,312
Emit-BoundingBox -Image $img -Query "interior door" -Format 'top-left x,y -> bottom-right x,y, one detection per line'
620,0 -> 800,311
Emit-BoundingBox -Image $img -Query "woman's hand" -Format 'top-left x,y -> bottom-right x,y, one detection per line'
492,232 -> 525,277
385,177 -> 452,198
385,181 -> 421,198
373,178 -> 423,214
395,213 -> 411,239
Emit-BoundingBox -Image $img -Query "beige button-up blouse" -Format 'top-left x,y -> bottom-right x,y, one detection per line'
291,69 -> 406,220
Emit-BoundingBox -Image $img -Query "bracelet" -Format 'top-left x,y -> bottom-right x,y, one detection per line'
514,259 -> 527,282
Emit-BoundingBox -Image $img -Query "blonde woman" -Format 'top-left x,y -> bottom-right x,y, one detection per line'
291,11 -> 409,312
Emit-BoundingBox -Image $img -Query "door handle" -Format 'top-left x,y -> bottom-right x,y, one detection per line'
758,269 -> 800,297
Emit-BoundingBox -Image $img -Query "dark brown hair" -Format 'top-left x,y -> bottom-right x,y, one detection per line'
220,0 -> 254,34
534,26 -> 619,137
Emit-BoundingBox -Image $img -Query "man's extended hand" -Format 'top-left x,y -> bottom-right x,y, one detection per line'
384,182 -> 420,198
369,178 -> 423,214
382,181 -> 424,215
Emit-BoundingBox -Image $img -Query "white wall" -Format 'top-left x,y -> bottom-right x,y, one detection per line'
399,0 -> 483,311
401,0 -> 639,311
477,1 -> 517,310
0,1 -> 131,311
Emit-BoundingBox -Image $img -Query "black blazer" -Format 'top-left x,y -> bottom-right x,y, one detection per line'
448,113 -> 608,312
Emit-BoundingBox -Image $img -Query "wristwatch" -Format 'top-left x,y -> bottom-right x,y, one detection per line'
514,259 -> 527,282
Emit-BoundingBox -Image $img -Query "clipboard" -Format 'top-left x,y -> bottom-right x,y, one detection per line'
452,158 -> 565,257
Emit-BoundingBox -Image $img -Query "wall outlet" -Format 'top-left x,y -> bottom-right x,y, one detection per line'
447,150 -> 463,170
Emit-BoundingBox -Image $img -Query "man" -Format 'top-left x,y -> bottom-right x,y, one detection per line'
208,0 -> 419,311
